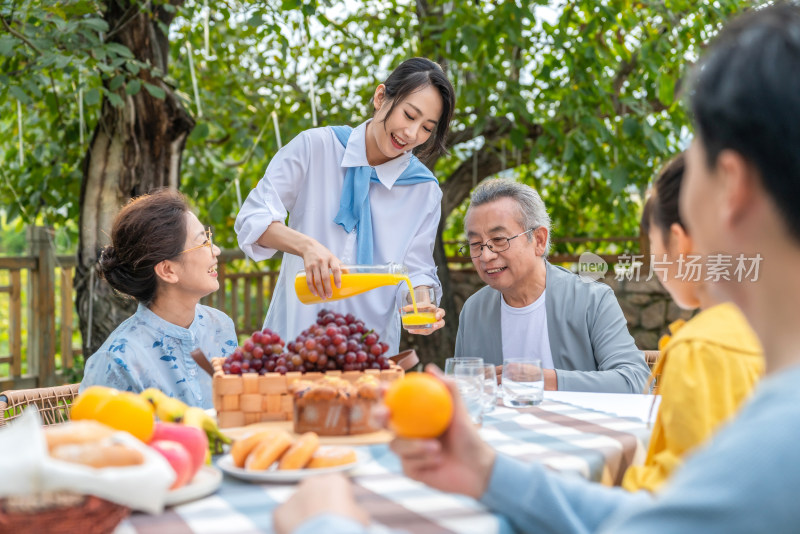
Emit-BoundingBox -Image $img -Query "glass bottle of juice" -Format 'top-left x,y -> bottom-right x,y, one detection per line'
294,263 -> 412,304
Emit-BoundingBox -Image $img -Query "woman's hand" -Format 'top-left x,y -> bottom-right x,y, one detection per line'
273,474 -> 369,534
300,240 -> 342,299
256,222 -> 342,299
389,365 -> 496,499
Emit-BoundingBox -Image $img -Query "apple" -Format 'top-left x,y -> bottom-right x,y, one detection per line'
150,440 -> 193,489
150,422 -> 207,479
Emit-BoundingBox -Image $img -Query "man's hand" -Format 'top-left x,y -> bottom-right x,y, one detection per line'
273,474 -> 369,534
403,306 -> 446,336
543,369 -> 558,391
389,365 -> 496,499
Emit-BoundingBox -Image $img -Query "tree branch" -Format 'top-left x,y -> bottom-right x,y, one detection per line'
1,15 -> 42,55
440,127 -> 542,216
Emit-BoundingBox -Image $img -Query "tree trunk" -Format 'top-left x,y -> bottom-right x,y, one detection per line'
76,0 -> 193,359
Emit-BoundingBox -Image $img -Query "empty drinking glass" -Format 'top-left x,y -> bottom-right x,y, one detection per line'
444,357 -> 485,426
502,359 -> 544,407
482,364 -> 498,414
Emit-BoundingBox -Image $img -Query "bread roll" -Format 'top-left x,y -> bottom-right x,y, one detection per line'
245,430 -> 292,471
44,420 -> 116,452
307,447 -> 357,469
278,432 -> 320,470
231,430 -> 281,468
51,442 -> 144,468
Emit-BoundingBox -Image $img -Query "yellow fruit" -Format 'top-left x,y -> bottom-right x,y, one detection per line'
155,396 -> 188,423
384,373 -> 453,439
140,388 -> 168,407
70,386 -> 119,421
92,392 -> 156,442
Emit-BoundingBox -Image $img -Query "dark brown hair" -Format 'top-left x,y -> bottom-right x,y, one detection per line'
97,188 -> 190,305
641,153 -> 686,245
378,57 -> 455,160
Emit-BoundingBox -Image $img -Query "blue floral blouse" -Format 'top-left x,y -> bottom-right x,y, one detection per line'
79,303 -> 238,408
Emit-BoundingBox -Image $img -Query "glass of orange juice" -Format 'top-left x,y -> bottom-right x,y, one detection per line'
398,287 -> 438,331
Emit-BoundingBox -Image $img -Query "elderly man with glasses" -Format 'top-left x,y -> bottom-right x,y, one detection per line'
454,179 -> 649,393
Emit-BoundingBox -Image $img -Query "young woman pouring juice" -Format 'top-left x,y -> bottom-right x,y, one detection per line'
235,58 -> 455,354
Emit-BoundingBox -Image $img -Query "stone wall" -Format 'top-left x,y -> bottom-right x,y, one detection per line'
448,269 -> 694,350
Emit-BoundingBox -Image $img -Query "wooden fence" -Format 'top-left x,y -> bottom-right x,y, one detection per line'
0,226 -> 643,391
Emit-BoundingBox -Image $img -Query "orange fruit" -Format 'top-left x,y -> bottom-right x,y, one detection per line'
70,386 -> 119,421
71,386 -> 155,443
93,392 -> 156,442
384,373 -> 453,438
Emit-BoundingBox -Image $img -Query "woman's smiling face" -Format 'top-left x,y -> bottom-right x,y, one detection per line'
366,84 -> 443,165
170,212 -> 221,298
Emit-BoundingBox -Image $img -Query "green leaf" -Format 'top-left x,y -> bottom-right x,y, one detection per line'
0,36 -> 16,56
622,117 -> 639,137
82,18 -> 109,33
189,122 -> 210,141
604,167 -> 628,194
657,74 -> 674,106
8,85 -> 31,104
126,79 -> 141,95
143,82 -> 166,99
106,91 -> 124,108
84,87 -> 100,106
109,74 -> 125,91
106,42 -> 134,59
510,127 -> 526,149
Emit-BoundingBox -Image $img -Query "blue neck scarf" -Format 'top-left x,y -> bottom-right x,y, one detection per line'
331,125 -> 438,264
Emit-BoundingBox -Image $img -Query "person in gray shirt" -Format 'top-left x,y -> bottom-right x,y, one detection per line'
454,179 -> 649,393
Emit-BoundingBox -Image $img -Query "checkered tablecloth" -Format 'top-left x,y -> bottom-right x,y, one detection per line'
116,399 -> 651,534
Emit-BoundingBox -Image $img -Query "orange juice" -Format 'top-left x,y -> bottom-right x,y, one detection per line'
401,311 -> 437,328
295,272 -> 418,312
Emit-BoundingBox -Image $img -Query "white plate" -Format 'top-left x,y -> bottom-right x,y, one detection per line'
165,466 -> 223,506
217,449 -> 364,483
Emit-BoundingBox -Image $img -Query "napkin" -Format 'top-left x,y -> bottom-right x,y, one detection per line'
0,408 -> 175,514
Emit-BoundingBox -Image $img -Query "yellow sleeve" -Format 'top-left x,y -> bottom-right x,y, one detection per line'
622,340 -> 761,493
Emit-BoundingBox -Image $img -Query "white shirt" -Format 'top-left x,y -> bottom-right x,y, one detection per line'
234,121 -> 442,354
501,289 -> 554,369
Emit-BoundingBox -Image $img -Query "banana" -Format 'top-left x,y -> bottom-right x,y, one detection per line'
154,396 -> 189,423
183,406 -> 231,455
140,387 -> 168,407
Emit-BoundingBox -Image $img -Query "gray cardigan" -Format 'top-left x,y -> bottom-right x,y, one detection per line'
454,261 -> 649,393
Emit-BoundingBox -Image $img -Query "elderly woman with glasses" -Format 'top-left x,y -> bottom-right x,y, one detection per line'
79,189 -> 238,408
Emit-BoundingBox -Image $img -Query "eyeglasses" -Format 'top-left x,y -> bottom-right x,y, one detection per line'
458,228 -> 536,258
180,227 -> 214,254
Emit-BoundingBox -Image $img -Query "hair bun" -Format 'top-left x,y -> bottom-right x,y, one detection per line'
96,245 -> 120,276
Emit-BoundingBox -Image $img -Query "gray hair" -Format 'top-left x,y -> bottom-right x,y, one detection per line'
466,178 -> 552,256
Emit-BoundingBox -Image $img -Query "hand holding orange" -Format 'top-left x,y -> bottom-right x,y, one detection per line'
384,372 -> 453,438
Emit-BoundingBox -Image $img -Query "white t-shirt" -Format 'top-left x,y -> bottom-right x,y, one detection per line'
234,121 -> 442,354
501,289 -> 554,369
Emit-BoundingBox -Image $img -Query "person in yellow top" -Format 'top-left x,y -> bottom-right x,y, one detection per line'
621,153 -> 764,493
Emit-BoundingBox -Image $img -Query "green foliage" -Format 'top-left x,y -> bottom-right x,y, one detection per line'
1,0 -> 756,256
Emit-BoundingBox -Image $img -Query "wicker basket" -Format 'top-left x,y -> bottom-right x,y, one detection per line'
0,492 -> 130,534
211,357 -> 408,428
0,384 -> 80,427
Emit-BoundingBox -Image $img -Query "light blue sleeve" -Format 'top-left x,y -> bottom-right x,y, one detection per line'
480,454 -> 651,534
293,514 -> 406,534
79,350 -> 142,394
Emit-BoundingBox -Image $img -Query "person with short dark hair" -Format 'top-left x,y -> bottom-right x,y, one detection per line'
80,189 -> 237,408
274,5 -> 800,533
235,58 -> 455,355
